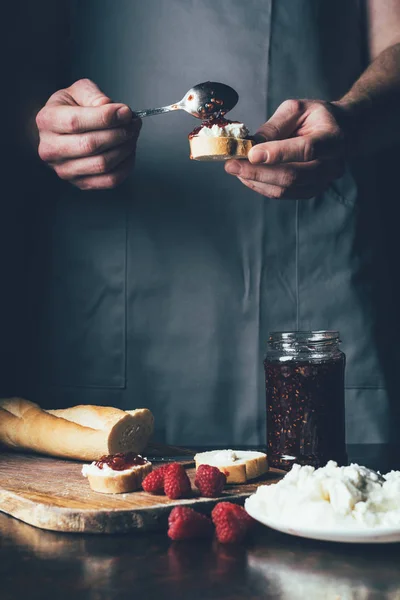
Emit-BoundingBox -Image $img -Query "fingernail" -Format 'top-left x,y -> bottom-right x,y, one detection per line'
116,106 -> 132,123
249,148 -> 268,164
225,160 -> 241,175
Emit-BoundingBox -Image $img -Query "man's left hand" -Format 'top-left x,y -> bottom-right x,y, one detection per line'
225,99 -> 345,199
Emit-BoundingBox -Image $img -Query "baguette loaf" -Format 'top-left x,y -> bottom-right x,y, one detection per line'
46,405 -> 153,453
194,450 -> 268,484
0,398 -> 154,461
189,136 -> 254,161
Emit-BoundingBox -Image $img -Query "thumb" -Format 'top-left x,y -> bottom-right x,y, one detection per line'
249,99 -> 306,163
67,78 -> 112,107
255,99 -> 305,142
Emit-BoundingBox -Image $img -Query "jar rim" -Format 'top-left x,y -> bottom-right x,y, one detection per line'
268,330 -> 340,343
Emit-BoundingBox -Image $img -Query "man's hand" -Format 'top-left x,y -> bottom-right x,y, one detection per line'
225,99 -> 345,199
36,78 -> 142,190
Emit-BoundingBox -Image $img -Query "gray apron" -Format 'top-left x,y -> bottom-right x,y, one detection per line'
23,0 -> 399,446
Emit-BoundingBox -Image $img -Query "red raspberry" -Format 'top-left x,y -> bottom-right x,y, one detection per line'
194,464 -> 227,497
164,463 -> 192,499
142,465 -> 169,494
211,502 -> 255,544
168,506 -> 213,541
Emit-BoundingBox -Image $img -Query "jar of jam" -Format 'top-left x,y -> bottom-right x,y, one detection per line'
264,330 -> 347,470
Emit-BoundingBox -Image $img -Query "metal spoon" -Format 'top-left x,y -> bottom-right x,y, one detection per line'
359,465 -> 385,485
134,81 -> 239,120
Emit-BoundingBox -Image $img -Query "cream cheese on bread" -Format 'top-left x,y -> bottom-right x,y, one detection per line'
82,460 -> 149,478
196,122 -> 249,139
194,449 -> 268,483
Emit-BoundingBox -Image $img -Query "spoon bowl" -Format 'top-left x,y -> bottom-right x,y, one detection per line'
180,81 -> 239,119
134,81 -> 239,120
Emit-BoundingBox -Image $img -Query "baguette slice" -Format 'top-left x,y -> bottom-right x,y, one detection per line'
189,136 -> 254,161
82,459 -> 152,494
194,450 -> 268,484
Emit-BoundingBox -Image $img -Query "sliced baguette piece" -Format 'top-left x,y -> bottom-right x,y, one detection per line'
189,136 -> 254,161
82,459 -> 152,494
194,450 -> 268,484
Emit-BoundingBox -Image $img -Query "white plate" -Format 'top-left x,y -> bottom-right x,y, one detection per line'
245,497 -> 400,544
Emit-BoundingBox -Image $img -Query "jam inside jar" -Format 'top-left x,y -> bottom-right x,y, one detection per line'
265,330 -> 347,470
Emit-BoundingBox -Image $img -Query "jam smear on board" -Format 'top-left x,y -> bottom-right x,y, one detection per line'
95,452 -> 147,471
265,356 -> 346,470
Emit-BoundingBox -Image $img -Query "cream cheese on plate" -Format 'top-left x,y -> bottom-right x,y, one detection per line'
245,460 -> 400,530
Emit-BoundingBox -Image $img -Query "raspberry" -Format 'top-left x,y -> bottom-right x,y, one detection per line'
194,464 -> 227,497
168,506 -> 213,540
211,502 -> 255,544
142,465 -> 169,494
164,463 -> 192,499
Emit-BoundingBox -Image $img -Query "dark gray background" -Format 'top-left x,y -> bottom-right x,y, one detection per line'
2,1 -> 400,448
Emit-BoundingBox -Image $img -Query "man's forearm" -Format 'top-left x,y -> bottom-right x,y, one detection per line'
332,43 -> 400,156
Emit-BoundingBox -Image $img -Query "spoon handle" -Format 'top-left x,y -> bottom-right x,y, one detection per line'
134,104 -> 180,118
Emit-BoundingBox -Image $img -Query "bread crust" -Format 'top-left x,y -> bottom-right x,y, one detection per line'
194,451 -> 269,484
189,136 -> 254,161
0,398 -> 154,461
85,462 -> 152,494
46,406 -> 154,455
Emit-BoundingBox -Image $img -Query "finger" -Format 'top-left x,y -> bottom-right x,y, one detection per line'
248,132 -> 339,165
237,177 -> 286,198
237,176 -> 324,200
255,99 -> 306,143
47,79 -> 112,108
67,78 -> 113,107
225,159 -> 317,187
39,120 -> 141,161
72,153 -> 136,191
36,102 -> 135,134
53,140 -> 135,180
225,158 -> 343,187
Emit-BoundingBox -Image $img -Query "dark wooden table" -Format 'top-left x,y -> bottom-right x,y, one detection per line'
1,445 -> 400,600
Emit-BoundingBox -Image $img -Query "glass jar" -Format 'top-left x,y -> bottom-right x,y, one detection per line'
264,330 -> 347,471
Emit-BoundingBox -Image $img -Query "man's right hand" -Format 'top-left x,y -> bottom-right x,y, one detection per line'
36,78 -> 142,190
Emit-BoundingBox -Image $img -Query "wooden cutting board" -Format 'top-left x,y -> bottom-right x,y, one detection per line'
0,452 -> 284,534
